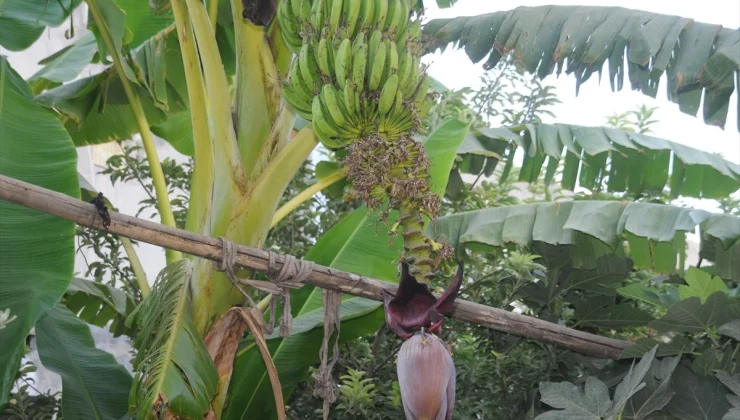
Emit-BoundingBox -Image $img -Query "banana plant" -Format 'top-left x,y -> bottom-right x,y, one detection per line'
0,0 -> 739,419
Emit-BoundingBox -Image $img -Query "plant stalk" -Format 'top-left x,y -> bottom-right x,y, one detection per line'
170,0 -> 215,235
86,0 -> 181,263
270,170 -> 345,228
120,238 -> 150,297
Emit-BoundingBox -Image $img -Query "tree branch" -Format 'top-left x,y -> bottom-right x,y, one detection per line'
0,174 -> 630,360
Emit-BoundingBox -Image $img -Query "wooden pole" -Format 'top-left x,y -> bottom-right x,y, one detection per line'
0,174 -> 630,359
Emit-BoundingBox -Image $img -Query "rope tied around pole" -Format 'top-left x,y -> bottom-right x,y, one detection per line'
312,289 -> 342,420
214,237 -> 313,336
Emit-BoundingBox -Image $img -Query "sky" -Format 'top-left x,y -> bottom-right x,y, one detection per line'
419,0 -> 740,168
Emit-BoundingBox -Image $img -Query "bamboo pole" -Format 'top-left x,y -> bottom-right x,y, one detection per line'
0,174 -> 631,359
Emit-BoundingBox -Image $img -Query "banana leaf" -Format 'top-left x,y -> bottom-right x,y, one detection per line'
0,56 -> 79,408
424,6 -> 740,131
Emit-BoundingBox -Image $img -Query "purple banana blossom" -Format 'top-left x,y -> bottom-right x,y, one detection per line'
397,331 -> 456,420
383,261 -> 463,339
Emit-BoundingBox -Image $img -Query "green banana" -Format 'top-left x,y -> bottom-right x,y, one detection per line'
359,0 -> 376,32
412,74 -> 431,107
316,38 -> 332,78
282,83 -> 314,119
278,0 -> 303,51
344,0 -> 362,38
290,0 -> 302,21
321,84 -> 348,127
397,50 -> 412,88
384,0 -> 401,35
334,38 -> 352,90
289,62 -> 314,102
300,0 -> 312,25
367,30 -> 382,61
343,83 -> 357,117
396,0 -> 409,36
329,0 -> 343,34
310,0 -> 325,34
299,43 -> 319,95
387,40 -> 399,75
378,73 -> 399,115
374,0 -> 388,30
312,95 -> 341,137
351,37 -> 367,91
367,40 -> 386,91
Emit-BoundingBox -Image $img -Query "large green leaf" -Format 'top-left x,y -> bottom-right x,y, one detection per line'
29,33 -> 99,85
0,56 -> 79,407
648,291 -> 740,334
31,1 -> 235,155
63,277 -> 136,338
0,0 -> 83,51
224,119 -> 471,419
621,355 -> 680,420
428,201 -> 740,281
35,305 -> 132,419
126,259 -> 218,419
536,346 -> 659,419
665,366 -> 731,420
472,123 -> 740,199
424,6 -> 740,131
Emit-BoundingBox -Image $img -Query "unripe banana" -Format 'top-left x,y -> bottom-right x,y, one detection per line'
367,30 -> 383,61
374,0 -> 389,30
412,74 -> 431,107
359,0 -> 376,32
321,84 -> 348,127
310,0 -> 325,34
334,38 -> 352,90
282,82 -> 314,119
299,43 -> 319,95
312,95 -> 340,138
278,0 -> 302,51
351,37 -> 367,91
396,0 -> 409,36
290,0 -> 302,21
384,0 -> 402,35
299,0 -> 312,24
329,0 -> 343,34
289,62 -> 314,102
368,40 -> 386,91
344,0 -> 362,38
344,83 -> 357,117
397,50 -> 412,88
397,18 -> 420,45
316,38 -> 332,78
387,40 -> 399,75
378,73 -> 399,115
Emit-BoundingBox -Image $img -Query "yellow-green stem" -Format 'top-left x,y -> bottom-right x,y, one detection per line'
171,0 -> 215,235
120,238 -> 150,297
398,202 -> 435,283
270,170 -> 345,228
208,0 -> 219,30
86,0 -> 181,264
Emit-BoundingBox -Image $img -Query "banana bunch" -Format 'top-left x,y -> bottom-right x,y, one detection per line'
277,0 -> 434,149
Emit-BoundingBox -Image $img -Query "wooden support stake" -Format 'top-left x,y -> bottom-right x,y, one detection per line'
0,174 -> 630,359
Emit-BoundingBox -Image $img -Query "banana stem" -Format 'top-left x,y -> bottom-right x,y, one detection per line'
208,0 -> 219,30
120,238 -> 150,297
171,0 -> 215,235
86,0 -> 182,264
270,170 -> 345,228
398,202 -> 435,283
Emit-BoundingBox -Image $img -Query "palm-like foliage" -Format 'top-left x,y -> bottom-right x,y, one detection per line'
126,259 -> 218,418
